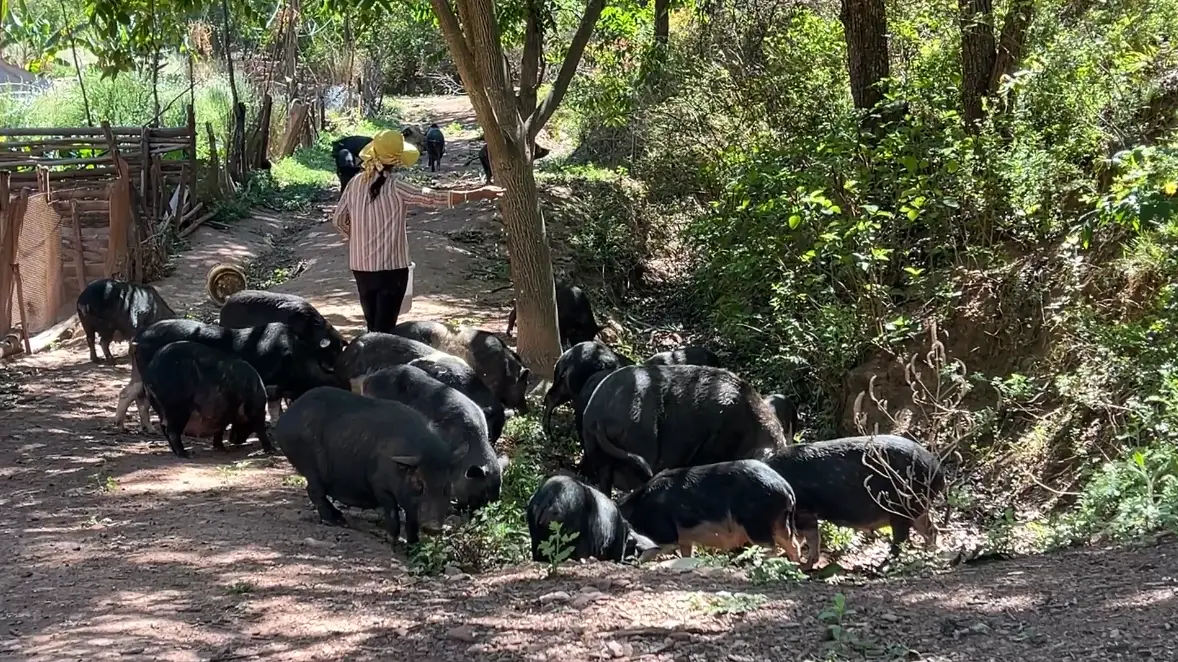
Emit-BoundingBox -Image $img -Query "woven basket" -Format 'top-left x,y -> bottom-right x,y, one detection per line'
206,264 -> 248,306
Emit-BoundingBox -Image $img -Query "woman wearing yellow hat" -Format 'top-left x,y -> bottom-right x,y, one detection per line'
331,129 -> 505,332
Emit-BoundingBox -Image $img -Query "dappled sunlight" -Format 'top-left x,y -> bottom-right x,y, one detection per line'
1104,586 -> 1178,609
1,89 -> 1175,662
899,585 -> 1044,613
130,547 -> 284,569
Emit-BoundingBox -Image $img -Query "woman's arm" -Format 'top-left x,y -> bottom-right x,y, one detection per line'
331,185 -> 352,239
392,178 -> 504,209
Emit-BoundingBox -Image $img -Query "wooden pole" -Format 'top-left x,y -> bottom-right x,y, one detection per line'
206,122 -> 223,199
186,104 -> 197,215
12,264 -> 31,354
3,190 -> 29,343
101,121 -> 145,283
70,201 -> 86,291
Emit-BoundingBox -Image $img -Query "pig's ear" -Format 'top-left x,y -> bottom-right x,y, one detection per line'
390,455 -> 421,469
520,368 -> 532,383
319,338 -> 331,348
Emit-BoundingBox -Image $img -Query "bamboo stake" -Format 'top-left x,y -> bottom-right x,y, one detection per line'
70,200 -> 87,291
12,264 -> 31,354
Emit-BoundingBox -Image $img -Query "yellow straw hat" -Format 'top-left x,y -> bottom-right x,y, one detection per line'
359,130 -> 420,180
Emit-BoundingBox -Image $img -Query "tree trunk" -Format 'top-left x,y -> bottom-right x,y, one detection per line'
959,0 -> 996,127
988,0 -> 1033,94
61,0 -> 94,126
839,0 -> 890,110
148,0 -> 160,124
517,0 -> 543,117
220,0 -> 245,180
427,0 -> 606,373
653,0 -> 670,45
495,155 -> 563,375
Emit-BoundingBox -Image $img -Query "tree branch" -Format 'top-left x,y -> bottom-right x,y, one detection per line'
526,0 -> 606,141
517,0 -> 543,119
458,0 -> 520,136
987,0 -> 1033,95
429,0 -> 504,146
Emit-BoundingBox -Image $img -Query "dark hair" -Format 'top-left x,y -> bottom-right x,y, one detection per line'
368,167 -> 391,201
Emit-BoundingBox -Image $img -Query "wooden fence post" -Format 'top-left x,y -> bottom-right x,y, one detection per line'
70,200 -> 86,291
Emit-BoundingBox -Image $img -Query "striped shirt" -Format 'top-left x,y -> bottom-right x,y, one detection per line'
331,173 -> 457,271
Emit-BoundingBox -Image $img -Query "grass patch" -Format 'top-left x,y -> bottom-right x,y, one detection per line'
283,474 -> 308,488
689,591 -> 768,616
408,408 -> 565,576
215,460 -> 259,479
225,581 -> 255,595
92,473 -> 119,493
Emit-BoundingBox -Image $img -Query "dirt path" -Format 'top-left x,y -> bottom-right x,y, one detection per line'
1,96 -> 1176,661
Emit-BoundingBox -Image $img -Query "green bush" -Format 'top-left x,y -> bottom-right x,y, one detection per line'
557,0 -> 1178,545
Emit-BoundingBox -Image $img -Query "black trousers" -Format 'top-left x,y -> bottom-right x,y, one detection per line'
353,268 -> 409,333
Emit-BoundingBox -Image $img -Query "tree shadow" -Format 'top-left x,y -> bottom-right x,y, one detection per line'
2,347 -> 1176,660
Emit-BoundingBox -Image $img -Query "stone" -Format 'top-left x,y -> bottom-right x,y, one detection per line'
656,557 -> 701,572
447,625 -> 478,642
539,591 -> 572,605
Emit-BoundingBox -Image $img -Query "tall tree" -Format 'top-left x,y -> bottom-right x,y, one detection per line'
427,0 -> 606,374
653,0 -> 669,45
840,0 -> 890,110
958,0 -> 995,125
959,0 -> 1034,128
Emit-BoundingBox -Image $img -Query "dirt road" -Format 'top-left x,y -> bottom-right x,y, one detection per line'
0,96 -> 1175,661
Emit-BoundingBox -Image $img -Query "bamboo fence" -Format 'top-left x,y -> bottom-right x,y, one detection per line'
0,108 -> 201,354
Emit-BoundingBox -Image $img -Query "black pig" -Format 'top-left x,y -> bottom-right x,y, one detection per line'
645,346 -> 722,368
275,387 -> 454,545
766,435 -> 945,568
506,282 -> 605,349
219,290 -> 347,362
331,135 -> 373,192
116,320 -> 340,431
407,354 -> 506,442
425,124 -> 445,172
141,341 -> 273,459
334,331 -> 443,382
354,365 -> 508,511
391,321 -> 531,412
763,394 -> 799,442
527,475 -> 658,563
580,365 -> 787,494
75,278 -> 176,364
542,340 -> 633,439
618,460 -> 802,560
478,142 -> 551,183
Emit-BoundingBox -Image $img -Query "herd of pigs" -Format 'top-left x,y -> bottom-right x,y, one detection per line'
72,276 -> 945,571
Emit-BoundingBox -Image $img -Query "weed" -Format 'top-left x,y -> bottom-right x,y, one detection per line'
282,474 -> 308,488
92,473 -> 119,493
732,547 -> 807,584
215,460 -> 257,478
690,591 -> 768,616
537,521 -> 579,577
225,581 -> 254,595
408,537 -> 452,577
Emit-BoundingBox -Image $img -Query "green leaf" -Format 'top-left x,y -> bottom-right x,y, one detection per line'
787,214 -> 802,229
